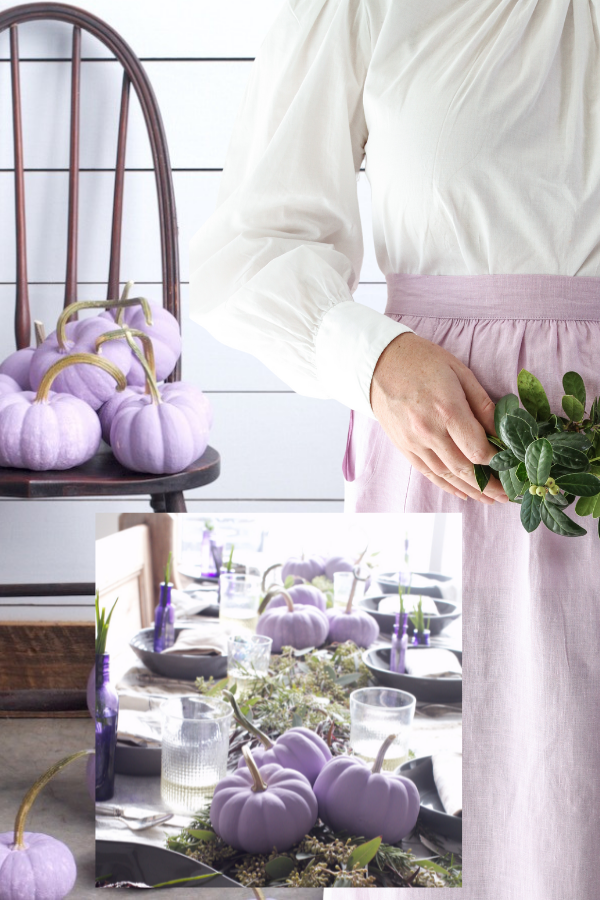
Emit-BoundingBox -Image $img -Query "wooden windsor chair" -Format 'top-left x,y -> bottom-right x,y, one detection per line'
0,2 -> 220,512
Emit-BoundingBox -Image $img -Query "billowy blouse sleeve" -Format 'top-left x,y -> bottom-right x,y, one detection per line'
189,0 -> 412,418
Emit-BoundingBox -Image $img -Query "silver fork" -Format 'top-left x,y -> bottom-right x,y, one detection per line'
116,813 -> 174,832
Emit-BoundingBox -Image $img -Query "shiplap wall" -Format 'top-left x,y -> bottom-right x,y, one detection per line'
0,0 -> 388,617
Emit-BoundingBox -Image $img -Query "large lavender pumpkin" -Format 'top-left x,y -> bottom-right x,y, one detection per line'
265,583 -> 326,613
211,747 -> 317,853
327,606 -> 379,649
281,555 -> 325,583
30,318 -> 131,410
0,355 -> 125,471
313,736 -> 420,843
0,348 -> 35,389
256,591 -> 329,653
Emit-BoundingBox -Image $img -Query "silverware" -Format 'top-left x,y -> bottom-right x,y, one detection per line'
96,806 -> 173,831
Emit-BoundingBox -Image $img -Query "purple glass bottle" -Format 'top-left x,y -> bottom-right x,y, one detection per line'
413,628 -> 431,647
95,653 -> 118,801
200,529 -> 217,577
153,581 -> 175,652
391,612 -> 410,673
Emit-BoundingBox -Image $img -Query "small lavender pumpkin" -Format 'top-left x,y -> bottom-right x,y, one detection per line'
280,555 -> 325,583
265,583 -> 326,614
0,374 -> 21,396
313,735 -> 420,843
323,555 -> 355,581
211,746 -> 317,853
327,570 -> 378,648
0,354 -> 126,470
256,590 -> 329,653
102,300 -> 182,386
0,749 -> 92,900
225,691 -> 331,785
0,350 -> 34,390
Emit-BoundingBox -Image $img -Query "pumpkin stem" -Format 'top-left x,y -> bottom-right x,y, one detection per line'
371,734 -> 397,774
355,544 -> 369,565
261,562 -> 281,593
124,328 -> 162,405
345,573 -> 359,615
258,586 -> 294,615
96,327 -> 159,401
13,749 -> 94,850
242,744 -> 268,793
35,352 -> 127,403
252,890 -> 266,900
223,690 -> 274,750
34,320 -> 46,347
55,283 -> 153,350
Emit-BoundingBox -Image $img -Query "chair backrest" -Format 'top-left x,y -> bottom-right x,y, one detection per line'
0,2 -> 181,380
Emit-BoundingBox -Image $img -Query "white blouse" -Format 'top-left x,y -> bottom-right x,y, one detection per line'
190,0 -> 600,419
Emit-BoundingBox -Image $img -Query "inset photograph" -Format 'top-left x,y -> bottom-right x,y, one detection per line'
95,511 -> 462,889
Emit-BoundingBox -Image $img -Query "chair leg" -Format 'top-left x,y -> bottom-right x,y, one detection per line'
150,493 -> 167,512
163,491 -> 187,512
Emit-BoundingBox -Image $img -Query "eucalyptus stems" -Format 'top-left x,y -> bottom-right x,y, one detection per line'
475,369 -> 600,538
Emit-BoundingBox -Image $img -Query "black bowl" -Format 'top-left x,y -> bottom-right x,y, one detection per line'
376,571 -> 455,598
114,742 -> 162,777
130,626 -> 228,681
359,595 -> 460,636
96,840 -> 240,887
397,756 -> 462,842
363,647 -> 462,703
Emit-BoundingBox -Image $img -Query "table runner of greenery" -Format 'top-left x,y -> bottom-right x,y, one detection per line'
166,643 -> 462,888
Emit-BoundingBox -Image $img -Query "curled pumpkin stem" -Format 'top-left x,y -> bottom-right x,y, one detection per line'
241,744 -> 268,793
35,352 -> 127,403
56,281 -> 153,350
223,690 -> 274,750
96,327 -> 158,399
371,734 -> 397,774
121,328 -> 162,405
261,562 -> 281,593
258,584 -> 294,615
13,749 -> 93,850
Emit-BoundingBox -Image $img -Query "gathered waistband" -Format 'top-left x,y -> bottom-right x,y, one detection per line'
385,274 -> 600,321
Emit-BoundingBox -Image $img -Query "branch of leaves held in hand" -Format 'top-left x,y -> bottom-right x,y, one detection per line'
473,369 -> 600,539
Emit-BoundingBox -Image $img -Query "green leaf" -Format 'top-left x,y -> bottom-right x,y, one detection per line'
488,449 -> 520,472
494,393 -> 519,437
187,829 -> 217,842
524,438 -> 553,486
486,433 -> 506,450
563,371 -> 586,408
291,712 -> 303,727
511,407 -> 539,435
284,575 -> 296,589
265,857 -> 296,880
540,502 -> 587,537
474,463 -> 491,492
499,415 -> 535,461
515,462 -> 528,483
547,431 -> 592,452
545,491 -> 570,509
537,415 -> 561,437
554,472 -> 600,496
413,860 -> 451,875
335,672 -> 362,686
347,836 -> 382,870
562,395 -> 585,423
575,494 -> 597,516
499,466 -> 527,501
517,369 -> 552,421
520,490 -> 542,532
550,445 -> 590,471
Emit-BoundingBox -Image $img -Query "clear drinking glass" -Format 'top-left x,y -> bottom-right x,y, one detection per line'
333,571 -> 364,609
227,634 -> 272,697
161,696 -> 232,814
219,572 -> 261,633
350,687 -> 416,770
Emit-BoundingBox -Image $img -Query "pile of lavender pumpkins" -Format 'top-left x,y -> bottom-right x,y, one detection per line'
256,553 -> 379,652
0,284 -> 212,474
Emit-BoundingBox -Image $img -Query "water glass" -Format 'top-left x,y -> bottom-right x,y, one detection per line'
219,571 -> 261,633
350,687 -> 416,770
227,634 -> 272,697
333,570 -> 363,609
161,696 -> 232,814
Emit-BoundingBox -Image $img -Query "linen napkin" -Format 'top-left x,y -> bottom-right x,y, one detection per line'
404,648 -> 462,678
432,750 -> 462,816
160,627 -> 228,656
378,594 -> 439,617
171,586 -> 218,617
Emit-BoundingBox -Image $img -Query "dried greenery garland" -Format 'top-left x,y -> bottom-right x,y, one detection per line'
166,642 -> 462,888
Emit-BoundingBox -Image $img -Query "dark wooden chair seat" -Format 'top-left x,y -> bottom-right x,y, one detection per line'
0,2 -> 220,512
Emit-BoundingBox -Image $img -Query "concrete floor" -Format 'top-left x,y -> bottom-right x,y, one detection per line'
0,717 -> 95,898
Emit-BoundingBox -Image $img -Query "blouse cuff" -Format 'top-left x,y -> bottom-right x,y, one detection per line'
315,300 -> 414,418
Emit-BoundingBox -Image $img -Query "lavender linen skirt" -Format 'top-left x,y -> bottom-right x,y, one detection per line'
343,275 -> 600,900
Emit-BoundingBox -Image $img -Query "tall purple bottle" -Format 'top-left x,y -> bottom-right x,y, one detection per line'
153,581 -> 175,652
95,653 -> 118,801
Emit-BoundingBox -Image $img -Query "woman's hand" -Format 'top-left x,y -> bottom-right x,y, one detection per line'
370,332 -> 508,504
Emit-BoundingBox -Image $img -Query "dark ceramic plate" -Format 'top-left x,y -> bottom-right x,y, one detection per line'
130,626 -> 228,681
114,742 -> 162,777
398,756 -> 462,842
376,571 -> 453,597
363,647 -> 462,703
359,595 -> 460,636
96,840 -> 241,887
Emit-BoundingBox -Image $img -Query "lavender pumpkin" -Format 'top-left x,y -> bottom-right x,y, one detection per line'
0,749 -> 93,900
264,583 -> 327,614
211,745 -> 317,853
313,735 -> 420,843
323,555 -> 355,581
0,374 -> 21,396
280,555 -> 325,583
0,354 -> 126,471
102,296 -> 182,386
0,348 -> 35,390
225,690 -> 331,785
327,571 -> 379,649
256,590 -> 329,653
